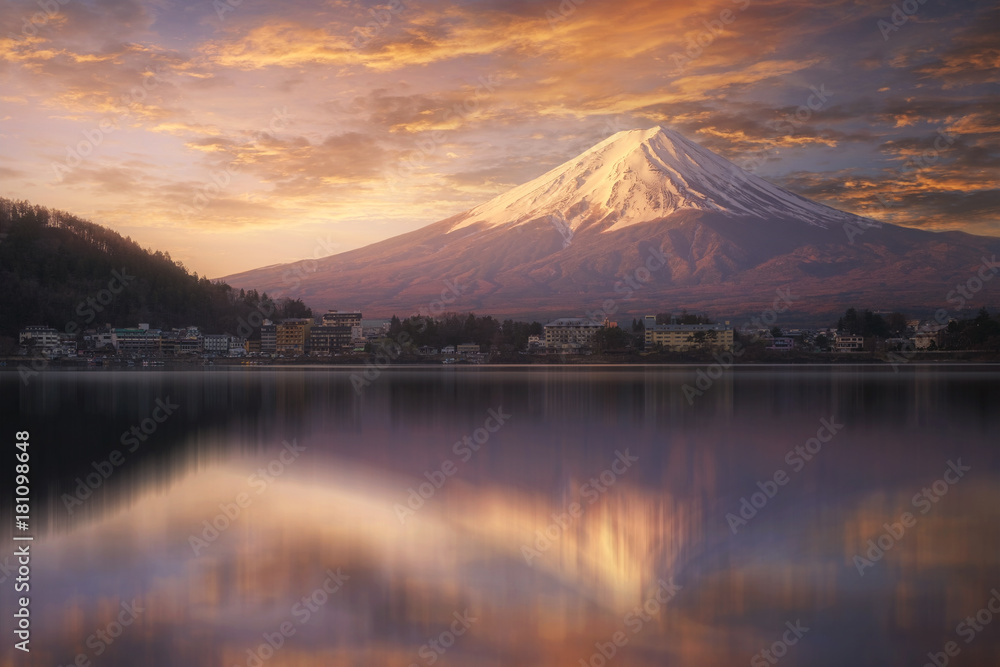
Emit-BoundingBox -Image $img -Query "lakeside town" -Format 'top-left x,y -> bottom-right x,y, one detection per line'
3,201 -> 997,370
9,306 -> 999,367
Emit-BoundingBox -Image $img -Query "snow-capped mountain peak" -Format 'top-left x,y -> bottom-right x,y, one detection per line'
223,125 -> 1000,323
451,126 -> 860,233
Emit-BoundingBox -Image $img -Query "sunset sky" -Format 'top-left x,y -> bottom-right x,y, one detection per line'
1,0 -> 997,277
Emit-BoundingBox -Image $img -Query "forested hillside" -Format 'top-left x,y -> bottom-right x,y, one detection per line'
0,198 -> 309,338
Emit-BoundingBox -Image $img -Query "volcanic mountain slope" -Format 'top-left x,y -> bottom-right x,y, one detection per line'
222,127 -> 1000,321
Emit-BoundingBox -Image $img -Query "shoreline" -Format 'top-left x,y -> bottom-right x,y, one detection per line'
3,357 -> 1000,372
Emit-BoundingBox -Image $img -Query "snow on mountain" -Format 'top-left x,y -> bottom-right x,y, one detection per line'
221,125 -> 999,321
453,126 -> 861,233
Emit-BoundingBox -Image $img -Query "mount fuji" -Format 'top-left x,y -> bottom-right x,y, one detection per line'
453,126 -> 859,234
222,127 -> 999,321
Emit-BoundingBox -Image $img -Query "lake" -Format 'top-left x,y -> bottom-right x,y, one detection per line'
2,366 -> 998,666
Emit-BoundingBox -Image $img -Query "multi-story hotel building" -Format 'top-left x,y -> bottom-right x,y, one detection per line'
261,323 -> 277,354
19,325 -> 61,351
322,310 -> 362,328
276,319 -> 312,355
834,334 -> 865,352
308,326 -> 341,354
312,311 -> 363,353
543,318 -> 605,351
113,325 -> 162,355
643,316 -> 734,351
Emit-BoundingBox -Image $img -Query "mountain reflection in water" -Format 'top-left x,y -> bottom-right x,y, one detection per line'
1,367 -> 998,666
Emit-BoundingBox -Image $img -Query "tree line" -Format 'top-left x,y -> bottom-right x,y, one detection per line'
388,313 -> 543,351
0,198 -> 310,340
834,307 -> 1000,351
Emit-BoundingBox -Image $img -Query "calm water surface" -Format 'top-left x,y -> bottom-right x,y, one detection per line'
1,366 -> 998,666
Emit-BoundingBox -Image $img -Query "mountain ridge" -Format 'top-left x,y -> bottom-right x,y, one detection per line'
221,127 -> 1000,322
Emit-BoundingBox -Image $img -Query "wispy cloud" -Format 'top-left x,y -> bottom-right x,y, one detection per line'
0,0 -> 995,276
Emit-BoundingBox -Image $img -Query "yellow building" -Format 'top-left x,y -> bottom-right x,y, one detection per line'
643,316 -> 734,351
276,319 -> 312,355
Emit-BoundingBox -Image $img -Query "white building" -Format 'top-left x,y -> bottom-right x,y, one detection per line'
767,337 -> 795,351
228,337 -> 247,356
202,334 -> 231,354
113,327 -> 162,355
85,331 -> 116,351
19,326 -> 60,351
58,334 -> 78,357
18,327 -> 82,357
544,318 -> 605,351
834,334 -> 865,352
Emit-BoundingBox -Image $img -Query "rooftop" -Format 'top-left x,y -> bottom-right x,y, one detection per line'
645,322 -> 732,331
544,318 -> 605,327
